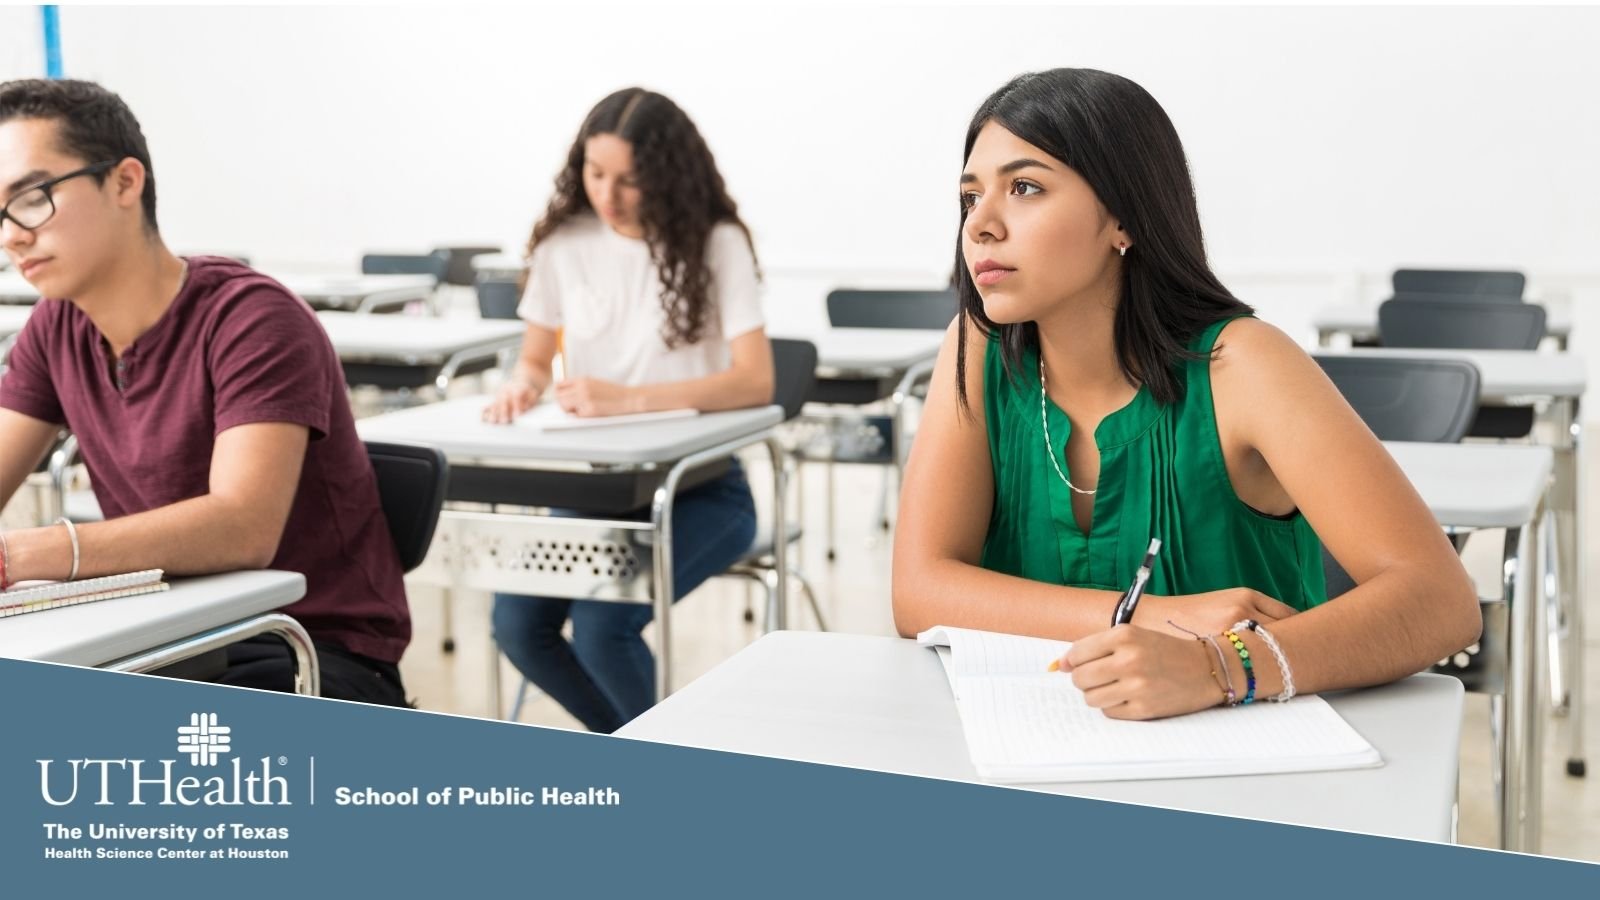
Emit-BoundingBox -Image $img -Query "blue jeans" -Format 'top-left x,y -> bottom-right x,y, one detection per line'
492,464 -> 757,733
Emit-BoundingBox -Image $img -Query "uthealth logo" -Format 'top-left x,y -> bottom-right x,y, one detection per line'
37,713 -> 292,807
177,713 -> 231,766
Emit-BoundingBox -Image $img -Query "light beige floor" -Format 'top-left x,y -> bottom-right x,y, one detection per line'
396,440 -> 1600,864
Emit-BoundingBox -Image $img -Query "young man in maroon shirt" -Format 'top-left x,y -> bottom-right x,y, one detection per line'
0,79 -> 412,706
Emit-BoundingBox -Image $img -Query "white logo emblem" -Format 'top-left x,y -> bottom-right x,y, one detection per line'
176,713 -> 232,767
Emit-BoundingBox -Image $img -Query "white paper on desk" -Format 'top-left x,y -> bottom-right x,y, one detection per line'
514,404 -> 699,431
918,625 -> 1382,784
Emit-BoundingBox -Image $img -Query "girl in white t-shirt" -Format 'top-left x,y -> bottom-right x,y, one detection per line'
483,88 -> 773,733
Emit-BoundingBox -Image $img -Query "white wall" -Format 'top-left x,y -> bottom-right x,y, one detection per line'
2,5 -> 1597,366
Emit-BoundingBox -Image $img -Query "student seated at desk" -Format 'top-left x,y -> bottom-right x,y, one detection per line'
0,79 -> 410,706
482,88 -> 773,733
892,69 -> 1481,719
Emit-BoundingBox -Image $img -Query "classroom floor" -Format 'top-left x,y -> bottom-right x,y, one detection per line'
396,438 -> 1600,865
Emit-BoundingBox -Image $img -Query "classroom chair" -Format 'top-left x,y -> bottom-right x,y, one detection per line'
1392,268 -> 1526,300
1378,296 -> 1546,438
810,288 -> 957,559
475,275 -> 522,321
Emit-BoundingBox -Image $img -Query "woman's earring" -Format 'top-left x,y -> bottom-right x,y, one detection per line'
1118,244 -> 1128,257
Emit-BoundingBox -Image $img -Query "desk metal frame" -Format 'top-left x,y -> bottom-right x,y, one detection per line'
410,429 -> 788,710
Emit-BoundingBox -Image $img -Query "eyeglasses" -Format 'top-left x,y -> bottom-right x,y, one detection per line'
0,160 -> 118,231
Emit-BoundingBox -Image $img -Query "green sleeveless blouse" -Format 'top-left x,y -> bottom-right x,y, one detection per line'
979,317 -> 1327,610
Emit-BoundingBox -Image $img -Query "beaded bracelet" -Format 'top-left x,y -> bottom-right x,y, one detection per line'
1222,629 -> 1256,705
1233,618 -> 1296,702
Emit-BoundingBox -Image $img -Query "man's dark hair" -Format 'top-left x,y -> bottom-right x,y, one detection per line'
0,78 -> 159,232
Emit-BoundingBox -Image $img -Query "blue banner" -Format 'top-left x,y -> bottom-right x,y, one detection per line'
0,657 -> 1594,895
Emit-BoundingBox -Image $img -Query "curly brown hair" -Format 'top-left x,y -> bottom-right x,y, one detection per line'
524,88 -> 759,349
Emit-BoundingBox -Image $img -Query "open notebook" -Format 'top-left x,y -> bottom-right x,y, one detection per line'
515,404 -> 699,432
0,569 -> 169,618
918,625 -> 1381,784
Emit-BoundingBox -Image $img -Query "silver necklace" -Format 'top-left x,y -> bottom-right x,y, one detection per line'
1039,354 -> 1096,496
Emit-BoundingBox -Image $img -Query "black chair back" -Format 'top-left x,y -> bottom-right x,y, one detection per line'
1392,269 -> 1525,300
770,339 -> 819,421
1378,298 -> 1546,351
476,277 -> 522,320
1314,356 -> 1481,443
362,251 -> 449,282
826,289 -> 957,330
366,441 -> 448,574
1316,356 -> 1481,600
437,246 -> 505,287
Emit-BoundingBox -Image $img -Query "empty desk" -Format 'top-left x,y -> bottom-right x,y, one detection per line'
276,273 -> 437,313
0,570 -> 317,695
1326,346 -> 1587,780
317,310 -> 525,394
356,398 -> 787,705
773,327 -> 945,557
620,631 -> 1465,844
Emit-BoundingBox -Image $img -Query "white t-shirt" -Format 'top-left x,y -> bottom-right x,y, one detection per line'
517,213 -> 764,386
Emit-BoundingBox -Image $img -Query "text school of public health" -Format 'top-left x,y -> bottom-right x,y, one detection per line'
0,3 -> 1595,881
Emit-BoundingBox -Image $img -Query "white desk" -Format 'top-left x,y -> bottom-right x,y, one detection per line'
1329,347 -> 1587,789
620,631 -> 1466,843
317,311 -> 524,394
276,273 -> 436,313
1314,302 -> 1573,349
357,398 -> 787,705
0,571 -> 318,694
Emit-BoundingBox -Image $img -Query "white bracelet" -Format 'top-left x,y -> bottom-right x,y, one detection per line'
1233,618 -> 1295,702
55,517 -> 80,581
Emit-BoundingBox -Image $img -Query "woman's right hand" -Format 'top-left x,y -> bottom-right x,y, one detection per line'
1134,588 -> 1300,639
482,378 -> 541,424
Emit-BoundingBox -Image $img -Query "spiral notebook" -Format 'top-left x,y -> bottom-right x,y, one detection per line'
0,569 -> 169,618
918,625 -> 1382,784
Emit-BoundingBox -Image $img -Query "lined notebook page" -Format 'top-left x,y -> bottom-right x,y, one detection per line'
514,404 -> 699,432
919,625 -> 1381,783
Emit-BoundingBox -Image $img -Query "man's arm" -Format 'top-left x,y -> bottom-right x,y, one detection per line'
4,422 -> 309,582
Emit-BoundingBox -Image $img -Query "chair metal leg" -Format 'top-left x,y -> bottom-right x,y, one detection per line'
825,460 -> 836,561
489,637 -> 504,721
1549,397 -> 1587,776
761,567 -> 782,634
441,588 -> 456,653
796,570 -> 827,632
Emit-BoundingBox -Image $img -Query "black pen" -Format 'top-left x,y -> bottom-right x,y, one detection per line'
1111,538 -> 1162,627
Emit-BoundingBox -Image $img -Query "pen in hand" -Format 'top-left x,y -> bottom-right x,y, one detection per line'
1111,538 -> 1162,627
1047,537 -> 1163,673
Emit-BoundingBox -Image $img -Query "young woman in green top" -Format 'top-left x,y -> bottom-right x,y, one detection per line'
893,68 -> 1481,720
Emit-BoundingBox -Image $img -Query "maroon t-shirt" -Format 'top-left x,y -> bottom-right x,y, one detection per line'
0,256 -> 411,663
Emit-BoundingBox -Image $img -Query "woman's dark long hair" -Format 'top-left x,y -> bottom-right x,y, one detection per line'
955,69 -> 1253,411
524,88 -> 759,348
